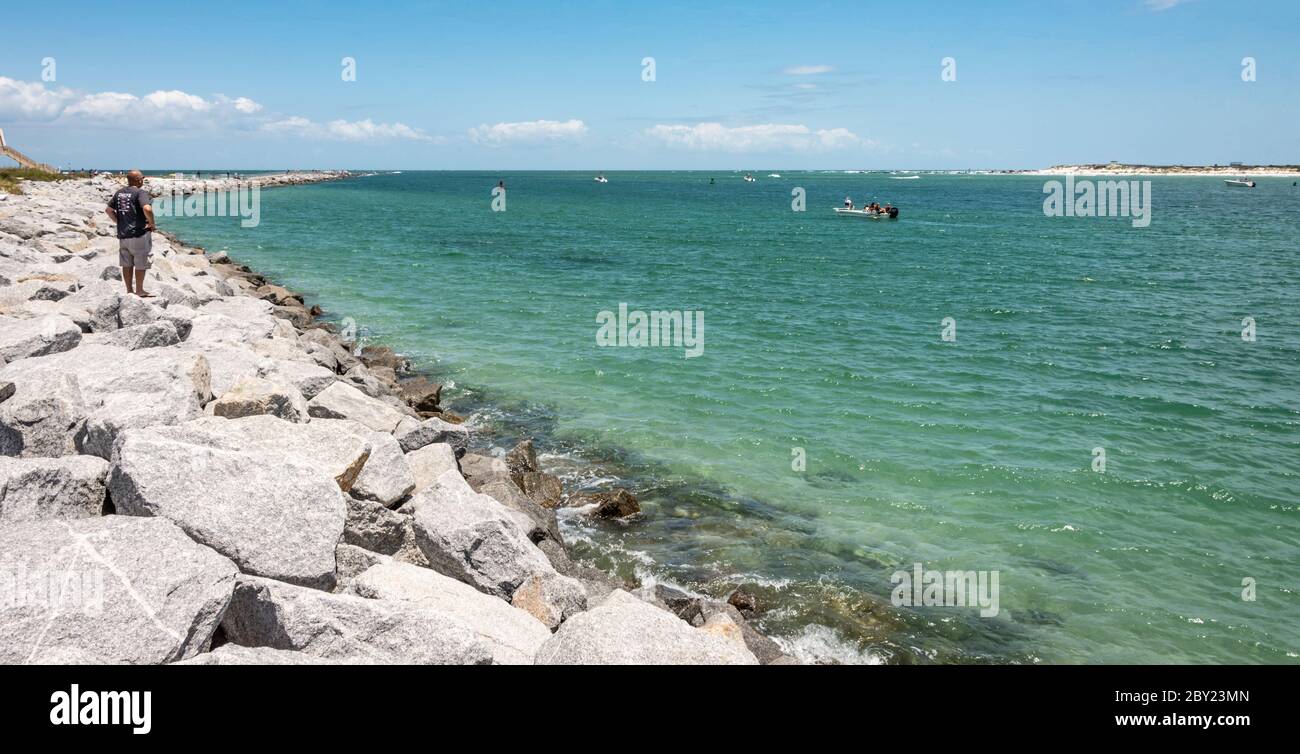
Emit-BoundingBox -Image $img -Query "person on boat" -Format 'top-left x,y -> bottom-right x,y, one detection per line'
844,196 -> 854,209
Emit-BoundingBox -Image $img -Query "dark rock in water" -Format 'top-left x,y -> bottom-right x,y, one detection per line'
505,439 -> 539,486
399,376 -> 442,412
0,381 -> 13,404
727,588 -> 759,619
309,305 -> 323,317
271,304 -> 312,329
570,488 -> 641,519
430,409 -> 465,424
360,345 -> 408,373
654,585 -> 703,623
254,283 -> 304,307
519,471 -> 565,509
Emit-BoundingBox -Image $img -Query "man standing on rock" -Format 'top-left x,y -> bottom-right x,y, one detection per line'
105,169 -> 156,298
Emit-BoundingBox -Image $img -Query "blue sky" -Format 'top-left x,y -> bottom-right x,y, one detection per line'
1,0 -> 1296,169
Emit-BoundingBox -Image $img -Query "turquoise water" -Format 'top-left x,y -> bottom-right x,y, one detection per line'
169,171 -> 1300,664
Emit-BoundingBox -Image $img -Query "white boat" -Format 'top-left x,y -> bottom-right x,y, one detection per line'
892,175 -> 921,180
743,174 -> 756,182
767,173 -> 782,178
1225,179 -> 1255,187
834,207 -> 898,219
594,175 -> 608,183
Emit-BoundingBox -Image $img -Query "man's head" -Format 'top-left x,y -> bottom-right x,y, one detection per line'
127,169 -> 144,187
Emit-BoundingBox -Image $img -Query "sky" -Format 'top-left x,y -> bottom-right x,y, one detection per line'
1,0 -> 1296,170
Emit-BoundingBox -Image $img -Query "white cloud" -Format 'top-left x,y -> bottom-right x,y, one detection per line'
0,77 -> 429,142
0,76 -> 78,121
262,116 -> 435,142
644,122 -> 868,152
467,119 -> 587,146
782,65 -> 835,76
2,78 -> 257,129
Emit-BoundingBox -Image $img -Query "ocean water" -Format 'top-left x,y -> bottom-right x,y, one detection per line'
167,171 -> 1300,664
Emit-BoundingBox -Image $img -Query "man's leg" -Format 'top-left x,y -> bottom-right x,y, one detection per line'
134,268 -> 152,297
121,266 -> 135,294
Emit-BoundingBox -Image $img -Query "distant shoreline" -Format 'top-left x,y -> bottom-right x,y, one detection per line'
1014,163 -> 1300,177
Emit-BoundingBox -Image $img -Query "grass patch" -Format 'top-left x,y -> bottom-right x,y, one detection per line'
0,168 -> 92,194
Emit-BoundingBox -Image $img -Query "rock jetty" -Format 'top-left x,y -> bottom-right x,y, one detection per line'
0,172 -> 790,665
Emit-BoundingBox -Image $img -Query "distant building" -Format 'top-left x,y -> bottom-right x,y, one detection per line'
1230,162 -> 1243,167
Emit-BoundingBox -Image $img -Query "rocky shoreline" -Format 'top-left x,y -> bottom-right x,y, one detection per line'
0,172 -> 793,665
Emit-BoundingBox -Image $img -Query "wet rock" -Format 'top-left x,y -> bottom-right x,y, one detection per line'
398,376 -> 441,412
519,471 -> 564,509
569,488 -> 641,519
358,345 -> 406,373
727,588 -> 759,619
253,283 -> 303,307
505,439 -> 539,486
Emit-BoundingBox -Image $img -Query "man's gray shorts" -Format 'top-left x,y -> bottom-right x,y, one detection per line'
118,234 -> 152,270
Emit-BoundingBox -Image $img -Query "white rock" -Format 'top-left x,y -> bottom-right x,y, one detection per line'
220,575 -> 492,665
0,517 -> 238,665
395,416 -> 469,454
0,314 -> 82,363
405,442 -> 459,493
351,561 -> 551,665
534,590 -> 759,666
101,320 -> 180,350
307,381 -> 405,433
0,455 -> 109,523
348,429 -> 414,506
409,470 -> 586,621
173,644 -> 346,665
210,375 -> 308,423
108,423 -> 347,588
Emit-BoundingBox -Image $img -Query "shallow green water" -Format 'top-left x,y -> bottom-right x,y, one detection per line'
169,171 -> 1300,664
